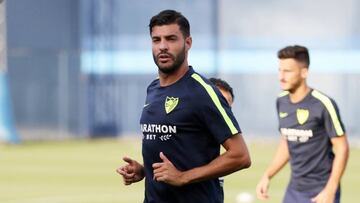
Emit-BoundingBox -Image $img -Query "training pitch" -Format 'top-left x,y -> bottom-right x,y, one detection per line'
1,137 -> 359,203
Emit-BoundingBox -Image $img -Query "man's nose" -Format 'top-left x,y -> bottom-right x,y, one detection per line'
159,40 -> 169,50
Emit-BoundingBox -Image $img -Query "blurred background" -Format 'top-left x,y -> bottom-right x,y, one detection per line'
2,0 -> 360,141
1,0 -> 360,203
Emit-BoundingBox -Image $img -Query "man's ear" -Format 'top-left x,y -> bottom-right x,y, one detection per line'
185,36 -> 192,50
301,67 -> 309,79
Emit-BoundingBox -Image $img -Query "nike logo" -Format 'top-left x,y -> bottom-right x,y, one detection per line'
143,103 -> 150,108
279,112 -> 288,118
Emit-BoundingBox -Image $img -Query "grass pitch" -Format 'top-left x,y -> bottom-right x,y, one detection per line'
0,138 -> 359,203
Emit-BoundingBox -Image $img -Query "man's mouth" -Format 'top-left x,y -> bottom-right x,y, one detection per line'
158,54 -> 172,63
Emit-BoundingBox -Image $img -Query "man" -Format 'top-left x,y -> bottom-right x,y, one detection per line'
209,77 -> 235,201
256,45 -> 349,203
117,10 -> 251,203
209,78 -> 234,106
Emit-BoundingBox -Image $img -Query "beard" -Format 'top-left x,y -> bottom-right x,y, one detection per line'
153,46 -> 186,74
287,79 -> 303,93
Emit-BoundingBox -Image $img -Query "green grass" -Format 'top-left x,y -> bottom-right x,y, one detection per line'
0,138 -> 359,203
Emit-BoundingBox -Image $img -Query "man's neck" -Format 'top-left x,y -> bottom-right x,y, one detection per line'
289,83 -> 311,103
159,64 -> 189,87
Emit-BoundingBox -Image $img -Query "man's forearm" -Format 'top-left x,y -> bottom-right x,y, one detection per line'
264,138 -> 289,179
324,139 -> 349,193
180,134 -> 251,185
181,147 -> 250,185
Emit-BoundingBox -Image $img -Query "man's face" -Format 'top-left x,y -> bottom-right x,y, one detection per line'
218,88 -> 233,107
278,58 -> 308,92
151,24 -> 191,74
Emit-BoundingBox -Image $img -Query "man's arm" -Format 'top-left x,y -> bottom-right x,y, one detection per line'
256,137 -> 289,200
152,133 -> 251,186
311,135 -> 349,203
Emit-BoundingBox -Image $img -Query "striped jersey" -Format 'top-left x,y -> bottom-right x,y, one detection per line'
140,66 -> 241,203
277,89 -> 345,192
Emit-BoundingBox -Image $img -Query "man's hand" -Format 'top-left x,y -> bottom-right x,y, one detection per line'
311,135 -> 348,203
256,138 -> 289,201
116,156 -> 144,185
256,175 -> 270,200
311,189 -> 336,203
152,152 -> 186,186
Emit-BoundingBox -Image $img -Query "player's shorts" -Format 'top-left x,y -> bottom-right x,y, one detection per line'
283,185 -> 340,203
219,177 -> 224,202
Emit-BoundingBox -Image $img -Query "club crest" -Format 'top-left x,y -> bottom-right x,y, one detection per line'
165,96 -> 179,114
296,108 -> 309,125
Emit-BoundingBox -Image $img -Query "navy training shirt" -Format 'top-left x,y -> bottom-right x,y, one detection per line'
277,89 -> 345,193
140,66 -> 241,203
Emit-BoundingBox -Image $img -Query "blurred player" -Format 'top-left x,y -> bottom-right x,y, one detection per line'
256,45 -> 349,203
210,77 -> 235,201
117,9 -> 251,203
209,77 -> 234,106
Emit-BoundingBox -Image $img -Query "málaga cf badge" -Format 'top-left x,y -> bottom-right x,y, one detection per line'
296,108 -> 309,125
165,96 -> 179,114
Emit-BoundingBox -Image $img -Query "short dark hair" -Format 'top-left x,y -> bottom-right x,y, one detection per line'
277,45 -> 310,68
209,78 -> 234,101
149,10 -> 190,38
